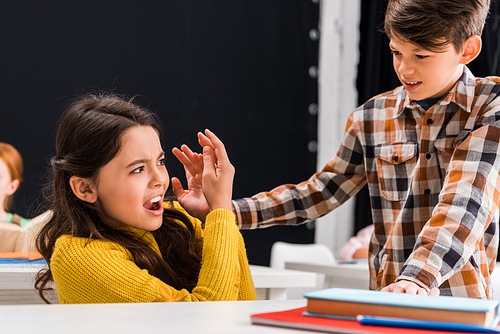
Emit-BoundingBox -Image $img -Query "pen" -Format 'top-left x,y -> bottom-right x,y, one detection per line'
357,315 -> 500,333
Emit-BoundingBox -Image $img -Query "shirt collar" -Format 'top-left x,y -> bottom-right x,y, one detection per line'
393,65 -> 476,119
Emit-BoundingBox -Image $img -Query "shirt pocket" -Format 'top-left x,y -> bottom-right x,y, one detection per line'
434,137 -> 455,155
434,137 -> 455,177
375,142 -> 418,201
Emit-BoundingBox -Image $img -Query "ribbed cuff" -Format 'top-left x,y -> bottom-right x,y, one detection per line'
204,209 -> 236,228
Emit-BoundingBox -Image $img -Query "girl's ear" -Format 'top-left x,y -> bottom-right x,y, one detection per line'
69,176 -> 98,203
460,35 -> 482,65
5,179 -> 19,196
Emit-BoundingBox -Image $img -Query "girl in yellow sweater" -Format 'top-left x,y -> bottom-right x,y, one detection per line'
35,93 -> 256,303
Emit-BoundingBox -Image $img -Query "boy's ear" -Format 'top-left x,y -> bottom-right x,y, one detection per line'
69,176 -> 98,203
5,179 -> 20,196
460,35 -> 482,65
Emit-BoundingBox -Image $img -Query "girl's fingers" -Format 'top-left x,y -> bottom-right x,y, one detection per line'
172,147 -> 193,172
172,146 -> 202,177
172,147 -> 189,165
171,177 -> 186,199
180,145 -> 203,174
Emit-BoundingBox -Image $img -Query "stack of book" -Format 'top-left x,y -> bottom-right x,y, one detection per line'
0,252 -> 45,264
251,288 -> 500,333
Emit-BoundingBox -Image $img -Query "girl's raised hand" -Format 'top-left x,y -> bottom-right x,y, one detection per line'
201,130 -> 234,212
172,144 -> 210,222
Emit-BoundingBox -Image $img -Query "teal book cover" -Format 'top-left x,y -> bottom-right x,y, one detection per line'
304,288 -> 499,313
304,288 -> 500,328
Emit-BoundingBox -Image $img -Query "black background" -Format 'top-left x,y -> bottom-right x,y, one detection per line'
0,1 -> 319,265
3,1 -> 500,265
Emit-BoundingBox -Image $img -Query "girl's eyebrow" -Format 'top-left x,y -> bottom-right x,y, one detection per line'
125,151 -> 165,169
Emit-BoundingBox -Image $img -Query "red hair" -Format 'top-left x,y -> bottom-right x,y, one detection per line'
0,143 -> 23,211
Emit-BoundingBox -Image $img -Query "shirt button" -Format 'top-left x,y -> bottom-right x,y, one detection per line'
424,189 -> 431,196
426,118 -> 434,125
425,152 -> 432,159
393,156 -> 399,162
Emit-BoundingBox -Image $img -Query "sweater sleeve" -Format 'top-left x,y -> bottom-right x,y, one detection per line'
168,209 -> 255,302
51,209 -> 255,303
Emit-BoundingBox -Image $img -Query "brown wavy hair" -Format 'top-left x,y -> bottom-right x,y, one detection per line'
0,142 -> 23,211
384,0 -> 490,52
35,92 -> 201,303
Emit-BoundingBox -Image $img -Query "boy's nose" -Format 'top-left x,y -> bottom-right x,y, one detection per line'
397,60 -> 415,75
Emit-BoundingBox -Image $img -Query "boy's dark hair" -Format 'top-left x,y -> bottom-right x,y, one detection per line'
384,0 -> 490,52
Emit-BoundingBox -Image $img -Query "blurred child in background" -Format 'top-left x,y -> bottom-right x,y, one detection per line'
0,142 -> 29,227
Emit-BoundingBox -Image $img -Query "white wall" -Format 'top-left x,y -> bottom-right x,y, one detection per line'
315,0 -> 360,256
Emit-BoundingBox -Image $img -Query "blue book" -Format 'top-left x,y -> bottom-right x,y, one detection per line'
357,315 -> 500,333
0,258 -> 46,264
304,288 -> 500,329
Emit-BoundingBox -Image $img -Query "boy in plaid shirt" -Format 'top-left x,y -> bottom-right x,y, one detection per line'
230,0 -> 499,299
176,0 -> 498,298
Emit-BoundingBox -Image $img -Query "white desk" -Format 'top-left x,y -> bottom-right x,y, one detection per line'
285,261 -> 370,290
0,264 -> 316,304
250,265 -> 316,300
0,299 -> 307,334
285,261 -> 500,300
0,263 -> 57,304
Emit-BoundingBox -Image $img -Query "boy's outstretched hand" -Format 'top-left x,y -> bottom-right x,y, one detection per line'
381,280 -> 440,296
172,144 -> 210,222
172,129 -> 234,219
200,129 -> 234,212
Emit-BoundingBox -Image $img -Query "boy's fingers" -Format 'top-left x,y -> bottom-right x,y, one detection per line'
198,132 -> 215,149
202,146 -> 216,177
204,129 -> 229,163
416,288 -> 427,295
429,288 -> 440,296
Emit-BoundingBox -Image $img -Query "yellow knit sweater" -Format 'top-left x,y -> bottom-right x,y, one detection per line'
51,205 -> 256,303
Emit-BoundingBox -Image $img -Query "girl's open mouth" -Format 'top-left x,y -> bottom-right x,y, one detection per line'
143,196 -> 163,213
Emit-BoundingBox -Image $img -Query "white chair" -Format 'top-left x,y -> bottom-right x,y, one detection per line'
491,265 -> 500,300
0,210 -> 52,252
14,210 -> 53,252
0,222 -> 21,252
269,241 -> 336,299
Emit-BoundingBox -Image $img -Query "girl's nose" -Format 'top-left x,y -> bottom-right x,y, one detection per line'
151,168 -> 167,188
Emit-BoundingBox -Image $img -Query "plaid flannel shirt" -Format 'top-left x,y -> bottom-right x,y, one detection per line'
233,66 -> 500,298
